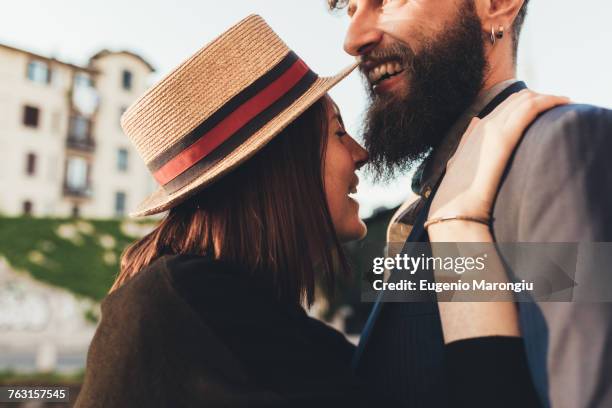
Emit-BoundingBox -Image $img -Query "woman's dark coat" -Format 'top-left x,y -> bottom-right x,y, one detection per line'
75,255 -> 377,407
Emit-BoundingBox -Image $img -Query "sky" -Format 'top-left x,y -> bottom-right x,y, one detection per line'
1,0 -> 611,217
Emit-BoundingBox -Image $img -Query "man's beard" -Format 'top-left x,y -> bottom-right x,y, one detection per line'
361,1 -> 487,181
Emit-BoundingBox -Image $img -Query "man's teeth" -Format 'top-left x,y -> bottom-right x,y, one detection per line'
369,61 -> 403,84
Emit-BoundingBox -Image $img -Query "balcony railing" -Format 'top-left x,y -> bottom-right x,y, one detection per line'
66,115 -> 95,152
63,184 -> 93,199
66,136 -> 95,152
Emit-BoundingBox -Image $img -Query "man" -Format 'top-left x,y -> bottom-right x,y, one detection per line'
329,0 -> 612,406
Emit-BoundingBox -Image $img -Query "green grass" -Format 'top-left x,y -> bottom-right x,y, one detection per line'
0,369 -> 84,385
0,210 -> 395,332
0,217 -> 156,301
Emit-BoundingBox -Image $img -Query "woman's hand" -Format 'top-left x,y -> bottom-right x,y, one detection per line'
428,90 -> 569,344
429,90 -> 570,221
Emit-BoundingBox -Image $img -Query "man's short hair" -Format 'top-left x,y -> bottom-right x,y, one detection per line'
328,0 -> 530,55
512,0 -> 530,44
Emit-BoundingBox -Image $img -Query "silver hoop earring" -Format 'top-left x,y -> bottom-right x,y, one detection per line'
490,25 -> 496,45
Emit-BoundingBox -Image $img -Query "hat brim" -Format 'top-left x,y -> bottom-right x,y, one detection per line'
130,62 -> 357,218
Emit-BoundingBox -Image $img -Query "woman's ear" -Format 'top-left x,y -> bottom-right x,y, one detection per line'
475,0 -> 525,39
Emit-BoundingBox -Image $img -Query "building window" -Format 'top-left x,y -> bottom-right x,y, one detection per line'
65,156 -> 89,190
115,192 -> 126,217
117,148 -> 128,172
74,73 -> 92,88
25,153 -> 37,176
68,115 -> 90,141
72,73 -> 98,116
26,60 -> 51,84
23,201 -> 33,216
23,106 -> 40,128
121,70 -> 132,90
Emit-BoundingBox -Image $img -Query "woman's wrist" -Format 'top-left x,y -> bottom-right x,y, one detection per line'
424,215 -> 489,230
427,219 -> 492,242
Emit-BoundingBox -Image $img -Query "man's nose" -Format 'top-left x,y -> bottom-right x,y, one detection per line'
343,2 -> 383,56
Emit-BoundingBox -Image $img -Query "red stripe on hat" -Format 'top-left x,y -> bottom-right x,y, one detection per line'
153,59 -> 311,185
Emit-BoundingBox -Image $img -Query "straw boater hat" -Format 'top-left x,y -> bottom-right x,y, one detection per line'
121,14 -> 357,217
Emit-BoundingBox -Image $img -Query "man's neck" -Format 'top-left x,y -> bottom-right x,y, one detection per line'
412,77 -> 520,197
446,77 -> 520,152
482,54 -> 517,95
482,74 -> 516,96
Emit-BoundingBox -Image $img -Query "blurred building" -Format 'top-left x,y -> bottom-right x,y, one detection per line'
0,256 -> 97,373
0,44 -> 156,218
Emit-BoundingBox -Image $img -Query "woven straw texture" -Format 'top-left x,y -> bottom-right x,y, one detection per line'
120,14 -> 357,217
121,15 -> 289,164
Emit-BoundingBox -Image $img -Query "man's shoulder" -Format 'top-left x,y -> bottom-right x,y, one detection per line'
534,103 -> 610,122
494,103 -> 611,195
521,103 -> 612,149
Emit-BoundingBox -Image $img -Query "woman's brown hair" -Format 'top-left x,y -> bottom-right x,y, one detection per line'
112,98 -> 348,305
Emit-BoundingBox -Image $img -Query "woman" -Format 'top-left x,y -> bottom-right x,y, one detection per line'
75,15 -> 567,407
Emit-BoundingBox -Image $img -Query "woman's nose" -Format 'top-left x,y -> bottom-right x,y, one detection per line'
353,141 -> 369,170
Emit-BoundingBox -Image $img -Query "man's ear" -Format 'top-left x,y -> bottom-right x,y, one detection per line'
476,0 -> 525,35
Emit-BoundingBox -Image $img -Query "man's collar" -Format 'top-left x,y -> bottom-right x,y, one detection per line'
411,79 -> 520,197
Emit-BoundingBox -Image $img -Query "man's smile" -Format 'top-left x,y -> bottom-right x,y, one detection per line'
368,60 -> 405,85
360,53 -> 408,94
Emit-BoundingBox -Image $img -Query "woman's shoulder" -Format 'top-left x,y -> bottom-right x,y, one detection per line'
163,255 -> 283,316
162,253 -> 240,285
82,256 -> 252,406
106,254 -> 277,320
161,254 -> 254,301
101,255 -> 229,313
96,254 -> 249,354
